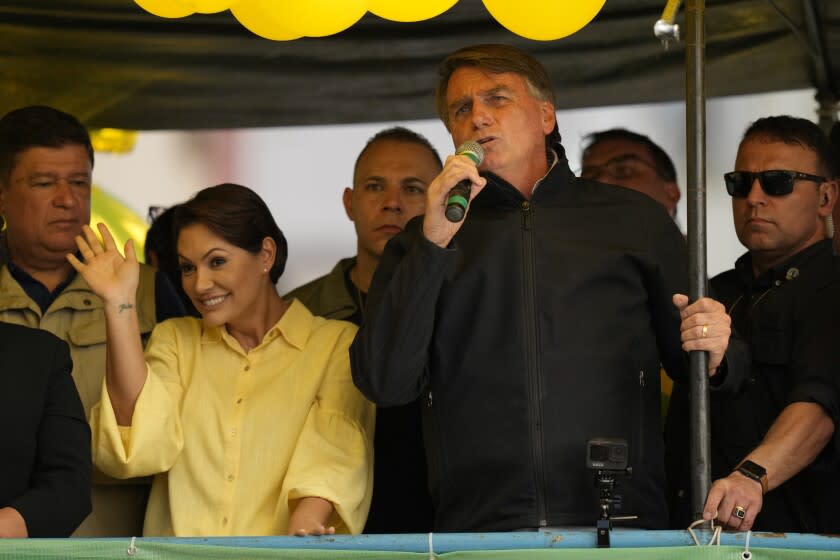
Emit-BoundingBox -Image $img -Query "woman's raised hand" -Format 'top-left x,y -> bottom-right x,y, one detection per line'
67,223 -> 139,304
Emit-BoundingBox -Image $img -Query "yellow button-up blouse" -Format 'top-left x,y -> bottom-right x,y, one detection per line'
90,300 -> 374,536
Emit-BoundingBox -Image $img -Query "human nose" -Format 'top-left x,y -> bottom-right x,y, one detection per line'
382,185 -> 402,213
471,101 -> 492,129
193,266 -> 213,292
52,180 -> 78,208
745,176 -> 767,206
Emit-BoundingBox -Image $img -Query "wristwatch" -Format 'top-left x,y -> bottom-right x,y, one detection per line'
737,460 -> 768,494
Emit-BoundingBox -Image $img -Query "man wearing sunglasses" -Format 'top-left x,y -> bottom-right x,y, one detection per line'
666,115 -> 840,533
580,128 -> 681,220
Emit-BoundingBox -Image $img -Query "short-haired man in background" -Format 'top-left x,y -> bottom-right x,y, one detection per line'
580,128 -> 681,220
286,126 -> 441,533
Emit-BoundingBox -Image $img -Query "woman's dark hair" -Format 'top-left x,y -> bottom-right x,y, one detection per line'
145,204 -> 199,316
173,183 -> 288,284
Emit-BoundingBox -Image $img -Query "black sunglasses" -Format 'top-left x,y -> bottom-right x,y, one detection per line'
724,170 -> 826,198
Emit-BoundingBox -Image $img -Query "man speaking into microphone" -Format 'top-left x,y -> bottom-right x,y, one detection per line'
351,44 -> 741,532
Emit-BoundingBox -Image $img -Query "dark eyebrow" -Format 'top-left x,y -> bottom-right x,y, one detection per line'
361,175 -> 386,183
484,86 -> 512,97
177,247 -> 228,262
27,171 -> 92,181
201,248 -> 228,260
609,153 -> 659,168
448,85 -> 514,113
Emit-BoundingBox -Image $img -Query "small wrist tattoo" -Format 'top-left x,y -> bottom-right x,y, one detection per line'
118,303 -> 135,314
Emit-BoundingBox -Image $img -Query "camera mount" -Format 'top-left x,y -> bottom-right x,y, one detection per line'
587,438 -> 637,547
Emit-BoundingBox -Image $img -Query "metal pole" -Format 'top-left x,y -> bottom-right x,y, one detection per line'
802,0 -> 839,134
685,0 -> 711,521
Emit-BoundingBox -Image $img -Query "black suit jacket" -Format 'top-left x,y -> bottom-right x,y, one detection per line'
0,321 -> 92,537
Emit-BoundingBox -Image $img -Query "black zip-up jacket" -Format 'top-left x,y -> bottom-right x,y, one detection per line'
351,155 -> 692,532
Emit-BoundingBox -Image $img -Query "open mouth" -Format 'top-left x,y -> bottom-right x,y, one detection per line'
201,294 -> 228,307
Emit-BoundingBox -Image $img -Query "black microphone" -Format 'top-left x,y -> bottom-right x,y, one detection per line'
445,141 -> 485,223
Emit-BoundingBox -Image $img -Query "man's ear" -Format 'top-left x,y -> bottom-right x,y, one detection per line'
342,187 -> 354,221
665,181 -> 681,206
540,101 -> 557,136
818,180 -> 838,217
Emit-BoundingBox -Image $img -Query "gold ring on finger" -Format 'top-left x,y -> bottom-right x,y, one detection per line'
702,324 -> 709,338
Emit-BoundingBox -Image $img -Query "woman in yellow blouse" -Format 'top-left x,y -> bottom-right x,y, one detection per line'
69,184 -> 374,537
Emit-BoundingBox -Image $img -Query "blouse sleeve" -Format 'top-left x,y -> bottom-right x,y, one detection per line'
282,323 -> 375,534
90,320 -> 186,479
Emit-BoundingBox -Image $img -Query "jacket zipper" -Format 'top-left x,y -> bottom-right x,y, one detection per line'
521,200 -> 548,527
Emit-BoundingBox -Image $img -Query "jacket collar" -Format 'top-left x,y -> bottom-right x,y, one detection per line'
735,239 -> 834,291
473,147 -> 576,208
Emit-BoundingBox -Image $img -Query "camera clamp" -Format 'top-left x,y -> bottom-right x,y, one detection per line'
594,467 -> 636,547
586,438 -> 637,547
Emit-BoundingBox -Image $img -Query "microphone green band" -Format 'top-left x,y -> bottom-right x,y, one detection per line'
446,194 -> 469,208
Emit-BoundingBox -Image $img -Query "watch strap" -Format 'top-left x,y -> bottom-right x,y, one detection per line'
737,460 -> 768,494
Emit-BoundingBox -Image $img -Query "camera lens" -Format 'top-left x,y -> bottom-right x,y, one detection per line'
591,445 -> 609,461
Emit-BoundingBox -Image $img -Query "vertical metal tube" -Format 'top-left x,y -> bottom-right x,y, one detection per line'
802,0 -> 839,134
685,0 -> 711,521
